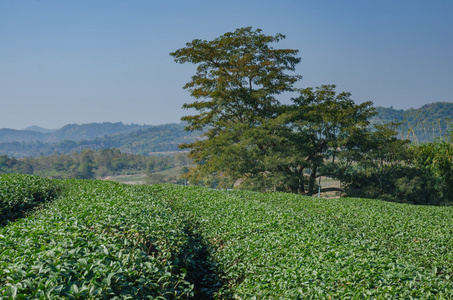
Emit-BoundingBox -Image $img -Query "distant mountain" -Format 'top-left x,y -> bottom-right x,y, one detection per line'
50,122 -> 153,142
1,102 -> 451,158
0,128 -> 46,143
0,123 -> 201,158
22,126 -> 56,134
370,102 -> 453,142
0,122 -> 152,144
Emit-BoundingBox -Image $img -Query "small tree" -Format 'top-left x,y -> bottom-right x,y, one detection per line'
415,139 -> 453,204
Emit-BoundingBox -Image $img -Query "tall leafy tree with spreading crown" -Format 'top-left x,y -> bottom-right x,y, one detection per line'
170,27 -> 301,188
171,27 -> 398,195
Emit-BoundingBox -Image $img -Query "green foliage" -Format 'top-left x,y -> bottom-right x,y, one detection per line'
172,28 -> 390,196
280,85 -> 376,194
0,149 -> 188,181
370,102 -> 453,143
414,139 -> 453,204
171,27 -> 301,189
0,174 -> 61,225
2,177 -> 453,298
171,27 -> 451,200
332,122 -> 414,202
0,178 -> 200,299
335,126 -> 453,205
160,185 -> 453,298
0,155 -> 34,175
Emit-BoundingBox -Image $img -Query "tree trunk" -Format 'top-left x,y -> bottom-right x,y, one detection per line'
297,177 -> 305,195
308,166 -> 317,195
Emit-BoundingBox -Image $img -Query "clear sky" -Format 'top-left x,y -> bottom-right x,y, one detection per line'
1,0 -> 452,130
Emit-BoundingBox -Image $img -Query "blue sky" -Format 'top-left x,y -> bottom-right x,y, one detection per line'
1,0 -> 452,129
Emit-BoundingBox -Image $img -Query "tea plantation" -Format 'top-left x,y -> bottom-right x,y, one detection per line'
1,174 -> 453,299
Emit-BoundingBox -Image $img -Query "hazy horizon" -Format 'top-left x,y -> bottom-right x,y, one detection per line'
1,1 -> 452,130
0,101 -> 446,132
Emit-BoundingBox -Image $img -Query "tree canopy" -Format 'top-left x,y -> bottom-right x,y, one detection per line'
170,27 -> 301,189
170,26 -> 301,130
171,27 -> 415,197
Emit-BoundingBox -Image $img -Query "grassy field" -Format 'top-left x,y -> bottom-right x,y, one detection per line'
103,173 -> 148,184
1,175 -> 453,298
104,166 -> 189,185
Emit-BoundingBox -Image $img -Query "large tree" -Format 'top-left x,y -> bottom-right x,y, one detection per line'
172,27 -> 399,196
170,27 -> 301,188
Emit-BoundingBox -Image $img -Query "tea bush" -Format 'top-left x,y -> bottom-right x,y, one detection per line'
0,179 -> 195,299
0,174 -> 62,225
159,185 -> 453,298
2,177 -> 453,299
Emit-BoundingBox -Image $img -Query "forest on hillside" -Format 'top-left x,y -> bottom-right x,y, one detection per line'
0,122 -> 152,143
370,102 -> 453,143
0,123 -> 201,157
0,104 -> 451,158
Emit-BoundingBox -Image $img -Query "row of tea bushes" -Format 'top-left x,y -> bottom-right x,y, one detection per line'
0,179 -> 196,299
3,176 -> 453,298
159,185 -> 453,299
0,174 -> 62,226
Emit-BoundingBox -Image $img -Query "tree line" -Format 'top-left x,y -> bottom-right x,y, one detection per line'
0,149 -> 191,181
171,26 -> 453,205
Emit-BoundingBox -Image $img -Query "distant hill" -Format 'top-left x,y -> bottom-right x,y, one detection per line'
22,126 -> 56,134
370,102 -> 453,142
50,122 -> 152,142
1,102 -> 451,157
0,123 -> 201,158
0,122 -> 152,144
0,128 -> 46,143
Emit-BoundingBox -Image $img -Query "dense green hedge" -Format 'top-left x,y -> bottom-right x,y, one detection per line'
2,177 -> 453,298
160,185 -> 453,298
0,179 -> 199,299
0,174 -> 62,225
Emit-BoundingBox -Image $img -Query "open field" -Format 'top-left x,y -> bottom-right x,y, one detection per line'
104,166 -> 190,185
103,173 -> 148,185
1,174 -> 453,298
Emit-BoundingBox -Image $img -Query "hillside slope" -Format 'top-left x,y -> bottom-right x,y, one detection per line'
1,102 -> 450,157
370,102 -> 453,142
0,122 -> 151,144
0,128 -> 46,143
0,123 -> 201,157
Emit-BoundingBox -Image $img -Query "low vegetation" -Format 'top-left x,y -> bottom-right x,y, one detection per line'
163,185 -> 453,298
0,174 -> 61,225
0,177 -> 198,299
1,175 -> 453,298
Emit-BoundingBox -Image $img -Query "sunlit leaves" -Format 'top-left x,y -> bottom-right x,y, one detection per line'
0,174 -> 61,225
171,27 -> 302,188
161,185 -> 453,298
3,177 -> 453,298
0,178 -> 194,299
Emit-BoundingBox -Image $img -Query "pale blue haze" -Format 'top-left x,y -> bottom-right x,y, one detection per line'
1,0 -> 452,129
